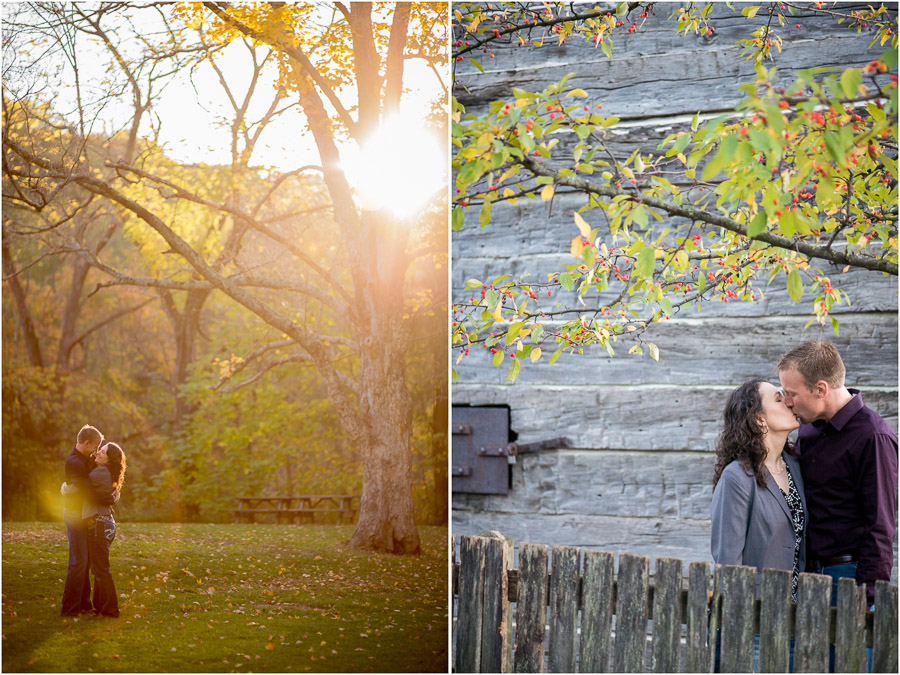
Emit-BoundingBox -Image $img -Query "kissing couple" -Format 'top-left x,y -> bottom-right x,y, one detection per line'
59,424 -> 128,618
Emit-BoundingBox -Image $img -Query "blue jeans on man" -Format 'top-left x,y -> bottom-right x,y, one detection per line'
815,561 -> 874,673
60,514 -> 92,616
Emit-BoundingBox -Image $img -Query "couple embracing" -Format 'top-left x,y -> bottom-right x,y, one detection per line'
59,424 -> 127,618
710,341 -> 898,670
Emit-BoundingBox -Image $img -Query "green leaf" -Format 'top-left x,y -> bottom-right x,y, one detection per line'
747,211 -> 767,237
506,358 -> 522,382
823,131 -> 847,167
492,350 -> 505,367
468,58 -> 484,73
549,347 -> 564,364
633,205 -> 648,228
635,247 -> 656,278
479,199 -> 492,227
749,129 -> 772,154
831,315 -> 840,337
660,298 -> 673,316
721,132 -> 739,161
506,321 -> 525,344
778,210 -> 796,238
673,134 -> 691,154
559,273 -> 575,291
700,150 -> 726,182
452,206 -> 465,231
786,270 -> 804,302
648,343 -> 659,361
531,324 -> 544,344
840,68 -> 862,99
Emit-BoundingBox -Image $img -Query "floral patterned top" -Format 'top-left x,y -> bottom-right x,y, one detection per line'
780,463 -> 805,602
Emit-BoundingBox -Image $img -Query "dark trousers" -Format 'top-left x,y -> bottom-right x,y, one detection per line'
61,516 -> 92,616
87,516 -> 119,617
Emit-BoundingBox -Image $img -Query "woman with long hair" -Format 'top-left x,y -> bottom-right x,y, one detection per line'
711,378 -> 807,599
82,442 -> 127,618
710,378 -> 807,672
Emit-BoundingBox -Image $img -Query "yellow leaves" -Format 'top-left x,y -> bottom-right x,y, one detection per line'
573,212 -> 591,239
265,641 -> 275,651
570,236 -> 585,258
530,348 -> 542,363
476,132 -> 495,147
540,184 -> 555,201
491,300 -> 504,323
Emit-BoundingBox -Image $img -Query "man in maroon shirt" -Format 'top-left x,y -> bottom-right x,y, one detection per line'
777,341 -> 898,608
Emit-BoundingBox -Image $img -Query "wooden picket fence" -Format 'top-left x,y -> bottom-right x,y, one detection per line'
451,534 -> 899,673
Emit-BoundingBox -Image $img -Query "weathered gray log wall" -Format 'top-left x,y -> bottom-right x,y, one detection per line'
451,3 -> 898,581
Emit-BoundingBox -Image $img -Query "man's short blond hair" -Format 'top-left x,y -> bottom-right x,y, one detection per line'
777,341 -> 846,391
76,424 -> 103,446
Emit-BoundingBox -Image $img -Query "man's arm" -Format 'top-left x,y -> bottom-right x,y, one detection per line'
855,432 -> 898,604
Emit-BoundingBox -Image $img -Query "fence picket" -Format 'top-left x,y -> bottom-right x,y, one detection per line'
613,553 -> 649,673
834,577 -> 867,673
650,557 -> 682,673
548,546 -> 580,673
707,565 -> 722,674
873,581 -> 898,674
451,540 -> 898,674
579,549 -> 615,673
457,536 -> 486,673
720,565 -> 755,673
685,561 -> 710,673
794,573 -> 831,673
481,536 -> 510,673
514,543 -> 549,673
758,568 -> 791,673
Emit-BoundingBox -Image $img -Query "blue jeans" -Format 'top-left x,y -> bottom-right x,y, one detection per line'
87,516 -> 119,617
61,516 -> 92,616
816,562 -> 873,673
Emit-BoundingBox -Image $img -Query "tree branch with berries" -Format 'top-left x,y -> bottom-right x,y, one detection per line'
451,1 -> 898,382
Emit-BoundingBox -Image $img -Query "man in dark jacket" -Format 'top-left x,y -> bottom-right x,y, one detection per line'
60,424 -> 118,617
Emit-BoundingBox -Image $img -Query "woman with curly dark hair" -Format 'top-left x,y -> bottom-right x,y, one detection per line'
710,378 -> 806,672
82,442 -> 127,618
711,378 -> 807,601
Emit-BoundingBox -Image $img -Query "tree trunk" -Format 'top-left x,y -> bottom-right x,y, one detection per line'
2,241 -> 44,368
160,287 -> 211,429
349,345 -> 420,554
57,217 -> 119,369
348,210 -> 420,554
430,378 -> 449,525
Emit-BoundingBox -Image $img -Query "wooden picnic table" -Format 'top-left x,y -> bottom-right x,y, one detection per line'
231,495 -> 359,524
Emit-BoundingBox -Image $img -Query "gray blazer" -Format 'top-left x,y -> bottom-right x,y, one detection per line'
710,453 -> 807,588
82,466 -> 115,519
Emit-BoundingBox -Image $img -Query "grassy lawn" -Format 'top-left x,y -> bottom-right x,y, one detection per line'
2,522 -> 448,672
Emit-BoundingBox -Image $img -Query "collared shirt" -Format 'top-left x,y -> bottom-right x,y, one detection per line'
798,390 -> 898,601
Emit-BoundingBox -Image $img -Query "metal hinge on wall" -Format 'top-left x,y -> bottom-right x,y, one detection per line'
452,406 -> 567,494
